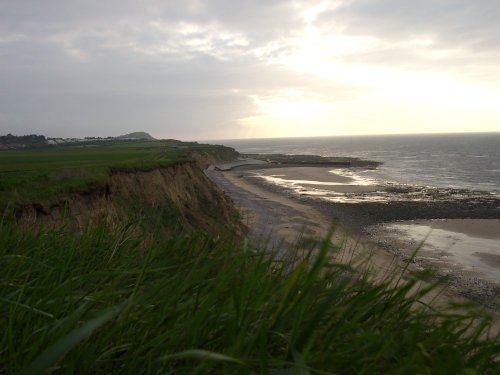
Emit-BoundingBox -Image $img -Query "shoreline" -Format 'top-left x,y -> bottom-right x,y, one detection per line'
242,164 -> 500,228
207,159 -> 500,313
206,164 -> 408,283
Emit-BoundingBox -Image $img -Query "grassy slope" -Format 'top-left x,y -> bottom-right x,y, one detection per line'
1,223 -> 499,374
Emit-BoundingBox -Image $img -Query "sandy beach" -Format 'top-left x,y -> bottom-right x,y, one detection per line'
206,159 -> 500,322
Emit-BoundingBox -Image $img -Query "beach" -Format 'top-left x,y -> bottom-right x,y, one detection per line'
206,162 -> 408,285
206,157 -> 500,312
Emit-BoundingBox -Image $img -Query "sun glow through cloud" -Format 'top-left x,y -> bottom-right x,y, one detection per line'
239,4 -> 500,138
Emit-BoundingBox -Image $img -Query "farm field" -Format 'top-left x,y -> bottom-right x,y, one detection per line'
0,139 -> 232,208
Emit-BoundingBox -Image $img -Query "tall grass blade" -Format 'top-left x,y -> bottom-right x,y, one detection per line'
161,349 -> 246,365
0,297 -> 55,318
20,305 -> 123,375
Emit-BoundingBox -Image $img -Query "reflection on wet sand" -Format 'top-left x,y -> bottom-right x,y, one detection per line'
381,220 -> 500,284
251,165 -> 500,205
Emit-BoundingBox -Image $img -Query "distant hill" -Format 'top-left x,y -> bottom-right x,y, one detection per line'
117,132 -> 155,140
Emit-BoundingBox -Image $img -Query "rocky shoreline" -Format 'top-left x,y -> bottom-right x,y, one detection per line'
234,166 -> 500,230
242,153 -> 382,168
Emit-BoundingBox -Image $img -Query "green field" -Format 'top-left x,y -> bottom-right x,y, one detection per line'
0,140 -> 234,208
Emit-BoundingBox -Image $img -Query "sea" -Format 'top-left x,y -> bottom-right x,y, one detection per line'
214,132 -> 500,194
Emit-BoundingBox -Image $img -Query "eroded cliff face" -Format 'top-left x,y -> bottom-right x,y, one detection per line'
16,162 -> 242,236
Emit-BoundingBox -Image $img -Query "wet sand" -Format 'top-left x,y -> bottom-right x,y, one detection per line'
251,166 -> 381,193
369,219 -> 500,306
410,219 -> 500,240
257,166 -> 355,185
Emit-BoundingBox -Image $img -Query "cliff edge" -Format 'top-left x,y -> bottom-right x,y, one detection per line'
15,161 -> 242,236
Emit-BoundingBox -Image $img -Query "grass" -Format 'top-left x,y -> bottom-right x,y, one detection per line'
0,140 -> 237,208
1,222 -> 499,374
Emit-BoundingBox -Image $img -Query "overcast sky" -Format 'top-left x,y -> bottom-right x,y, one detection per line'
1,0 -> 500,140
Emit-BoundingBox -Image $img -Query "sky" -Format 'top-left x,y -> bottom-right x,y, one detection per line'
1,0 -> 500,140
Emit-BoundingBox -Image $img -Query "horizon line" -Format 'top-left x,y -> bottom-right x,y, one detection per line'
201,130 -> 500,143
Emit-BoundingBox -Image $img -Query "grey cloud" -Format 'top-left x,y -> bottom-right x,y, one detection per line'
0,89 -> 256,140
0,1 -> 309,137
1,25 -> 358,139
0,0 -> 302,47
317,0 -> 500,80
328,0 -> 500,48
1,0 -> 365,139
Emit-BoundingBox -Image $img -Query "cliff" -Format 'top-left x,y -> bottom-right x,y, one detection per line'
15,161 -> 242,236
